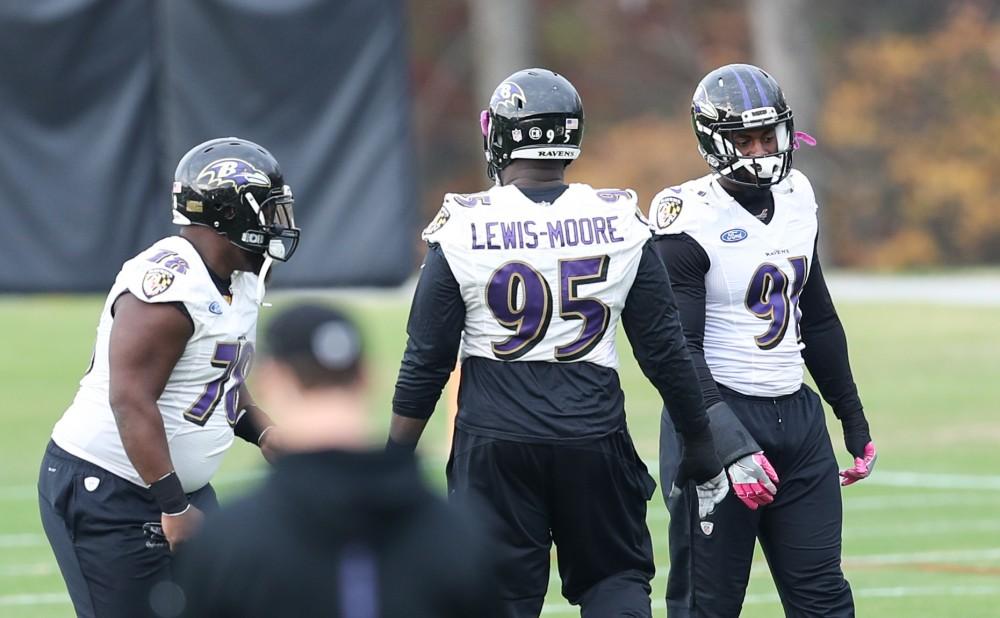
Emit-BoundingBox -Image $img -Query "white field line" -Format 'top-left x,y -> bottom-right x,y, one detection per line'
6,467 -> 1000,503
540,584 -> 1000,615
0,592 -> 68,606
8,548 -> 1000,607
0,533 -> 46,548
548,546 -> 1000,585
643,460 -> 1000,491
645,492 -> 1000,523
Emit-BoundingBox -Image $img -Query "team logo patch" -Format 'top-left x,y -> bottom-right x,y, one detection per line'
655,196 -> 684,229
422,205 -> 451,237
700,521 -> 714,536
142,268 -> 175,298
693,85 -> 719,120
208,301 -> 223,315
720,228 -> 748,243
195,158 -> 271,193
490,81 -> 527,110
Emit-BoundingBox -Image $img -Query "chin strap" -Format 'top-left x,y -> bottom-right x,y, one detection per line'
255,255 -> 274,307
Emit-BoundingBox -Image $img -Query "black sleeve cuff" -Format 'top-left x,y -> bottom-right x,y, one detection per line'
706,401 -> 760,464
233,407 -> 266,445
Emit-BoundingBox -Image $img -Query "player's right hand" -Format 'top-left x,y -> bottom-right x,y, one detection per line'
161,504 -> 204,552
727,451 -> 779,510
693,470 -> 729,519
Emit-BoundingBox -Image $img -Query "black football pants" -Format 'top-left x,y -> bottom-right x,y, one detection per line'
660,385 -> 854,618
447,426 -> 657,618
38,440 -> 218,618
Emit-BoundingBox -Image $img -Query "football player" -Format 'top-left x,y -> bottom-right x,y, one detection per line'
389,68 -> 728,618
38,138 -> 300,617
650,64 -> 877,617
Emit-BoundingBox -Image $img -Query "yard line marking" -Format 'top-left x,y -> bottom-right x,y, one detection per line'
643,460 -> 1000,491
1,468 -> 269,502
843,518 -> 1000,539
0,533 -> 46,548
645,492 -> 1000,521
539,584 -> 1000,614
0,563 -> 57,577
5,467 -> 1000,500
547,547 -> 1000,585
0,592 -> 69,606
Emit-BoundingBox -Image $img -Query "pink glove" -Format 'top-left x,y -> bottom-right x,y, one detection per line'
727,452 -> 779,510
840,441 -> 877,486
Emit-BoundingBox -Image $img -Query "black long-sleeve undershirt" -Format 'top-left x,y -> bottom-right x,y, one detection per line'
391,240 -> 712,443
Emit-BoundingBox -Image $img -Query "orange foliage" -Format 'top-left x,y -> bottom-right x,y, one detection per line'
822,5 -> 1000,267
568,114 -> 707,213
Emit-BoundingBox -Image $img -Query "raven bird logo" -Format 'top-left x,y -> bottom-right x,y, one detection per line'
196,158 -> 271,193
491,81 -> 527,111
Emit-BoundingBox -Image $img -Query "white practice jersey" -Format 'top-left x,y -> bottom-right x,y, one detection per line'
52,236 -> 260,492
649,170 -> 818,396
424,183 -> 651,369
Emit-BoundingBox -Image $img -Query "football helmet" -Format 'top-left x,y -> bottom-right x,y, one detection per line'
691,64 -> 794,187
172,138 -> 300,262
481,68 -> 584,182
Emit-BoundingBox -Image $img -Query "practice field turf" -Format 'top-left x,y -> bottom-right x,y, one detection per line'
2,294 -> 998,617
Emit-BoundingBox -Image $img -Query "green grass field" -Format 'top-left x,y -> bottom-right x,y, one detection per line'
2,294 -> 998,617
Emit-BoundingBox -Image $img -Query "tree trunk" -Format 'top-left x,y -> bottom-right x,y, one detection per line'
468,0 -> 536,102
748,0 -> 830,258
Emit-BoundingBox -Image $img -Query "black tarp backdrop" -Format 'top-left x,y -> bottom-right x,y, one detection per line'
0,0 -> 415,292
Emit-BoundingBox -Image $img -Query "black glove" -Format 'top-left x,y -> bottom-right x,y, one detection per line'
839,411 -> 871,459
677,429 -> 723,485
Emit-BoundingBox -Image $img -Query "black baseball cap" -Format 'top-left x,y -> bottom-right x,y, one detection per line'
264,303 -> 363,386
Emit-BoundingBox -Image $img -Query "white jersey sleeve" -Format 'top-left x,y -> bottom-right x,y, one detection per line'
52,236 -> 260,492
425,184 -> 651,369
649,171 -> 819,397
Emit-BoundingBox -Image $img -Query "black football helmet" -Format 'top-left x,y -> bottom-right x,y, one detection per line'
691,64 -> 794,187
482,68 -> 584,182
172,138 -> 300,261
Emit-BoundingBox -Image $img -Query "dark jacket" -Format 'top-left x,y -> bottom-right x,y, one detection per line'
175,449 -> 498,618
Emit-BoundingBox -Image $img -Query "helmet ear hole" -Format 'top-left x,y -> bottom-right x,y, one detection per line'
221,205 -> 238,221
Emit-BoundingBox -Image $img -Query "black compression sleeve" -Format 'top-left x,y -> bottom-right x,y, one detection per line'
652,234 -> 722,408
799,246 -> 865,421
391,244 -> 466,420
621,240 -> 710,440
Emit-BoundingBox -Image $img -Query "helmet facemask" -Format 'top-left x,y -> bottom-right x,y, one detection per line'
238,185 -> 299,262
695,107 -> 794,188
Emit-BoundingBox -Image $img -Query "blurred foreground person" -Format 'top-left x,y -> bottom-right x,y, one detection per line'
389,68 -> 727,618
38,138 -> 299,618
175,303 -> 498,618
651,63 -> 877,617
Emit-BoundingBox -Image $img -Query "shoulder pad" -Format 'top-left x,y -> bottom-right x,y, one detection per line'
648,185 -> 701,236
445,191 -> 492,209
421,202 -> 454,242
784,169 -> 818,209
124,247 -> 202,304
594,188 -> 637,205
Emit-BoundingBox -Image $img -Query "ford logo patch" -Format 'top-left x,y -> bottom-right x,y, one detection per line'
720,228 -> 748,243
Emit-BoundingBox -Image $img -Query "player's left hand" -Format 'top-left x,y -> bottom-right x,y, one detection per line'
258,426 -> 283,464
840,441 -> 877,486
727,451 -> 779,510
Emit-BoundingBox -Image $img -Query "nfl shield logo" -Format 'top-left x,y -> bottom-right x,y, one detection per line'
700,521 -> 714,536
512,129 -> 523,142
